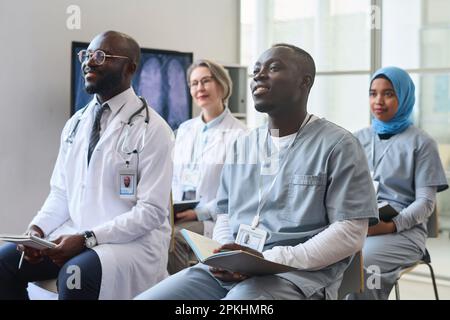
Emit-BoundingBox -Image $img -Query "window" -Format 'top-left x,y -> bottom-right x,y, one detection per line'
382,0 -> 450,216
241,0 -> 372,131
241,0 -> 450,217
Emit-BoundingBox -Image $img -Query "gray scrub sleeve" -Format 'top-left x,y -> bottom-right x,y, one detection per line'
414,138 -> 448,192
393,186 -> 436,232
325,133 -> 378,223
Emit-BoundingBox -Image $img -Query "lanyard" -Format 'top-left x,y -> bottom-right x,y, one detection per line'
189,111 -> 227,164
252,114 -> 312,229
182,128 -> 224,192
371,133 -> 397,176
189,128 -> 207,165
189,127 -> 226,167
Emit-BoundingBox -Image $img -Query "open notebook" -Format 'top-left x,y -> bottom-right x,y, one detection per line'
181,229 -> 296,276
0,234 -> 56,249
173,200 -> 199,215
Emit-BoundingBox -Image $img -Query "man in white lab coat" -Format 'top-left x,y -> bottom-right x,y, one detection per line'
0,31 -> 174,299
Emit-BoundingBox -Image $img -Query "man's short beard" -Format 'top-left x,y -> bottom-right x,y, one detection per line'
84,71 -> 123,96
85,83 -> 96,95
254,102 -> 273,113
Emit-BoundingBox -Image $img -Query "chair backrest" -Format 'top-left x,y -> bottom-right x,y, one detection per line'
337,251 -> 364,299
169,191 -> 175,252
427,206 -> 439,238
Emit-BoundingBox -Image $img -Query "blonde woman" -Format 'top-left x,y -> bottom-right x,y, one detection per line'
169,60 -> 246,274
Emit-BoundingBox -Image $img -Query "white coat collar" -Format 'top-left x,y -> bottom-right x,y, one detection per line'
93,88 -> 144,149
93,87 -> 139,121
195,108 -> 232,131
200,107 -> 229,131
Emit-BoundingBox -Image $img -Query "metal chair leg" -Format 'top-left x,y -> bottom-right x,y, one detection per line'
394,281 -> 400,300
425,263 -> 439,300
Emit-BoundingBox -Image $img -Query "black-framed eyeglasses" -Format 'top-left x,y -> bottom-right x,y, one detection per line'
188,76 -> 215,89
78,49 -> 130,66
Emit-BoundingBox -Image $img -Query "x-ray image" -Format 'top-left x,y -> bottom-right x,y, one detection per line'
137,54 -> 190,130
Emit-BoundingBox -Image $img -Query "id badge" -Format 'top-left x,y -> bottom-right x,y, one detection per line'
180,167 -> 200,188
118,165 -> 137,199
236,224 -> 267,252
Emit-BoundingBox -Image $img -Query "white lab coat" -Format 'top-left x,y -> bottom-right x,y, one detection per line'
30,90 -> 174,299
172,109 -> 246,237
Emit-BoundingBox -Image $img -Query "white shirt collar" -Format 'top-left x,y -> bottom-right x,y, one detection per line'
93,87 -> 136,116
199,107 -> 229,132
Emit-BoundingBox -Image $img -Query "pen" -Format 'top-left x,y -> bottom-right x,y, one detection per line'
18,251 -> 25,270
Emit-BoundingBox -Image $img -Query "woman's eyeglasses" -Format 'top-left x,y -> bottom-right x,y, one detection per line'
188,76 -> 215,89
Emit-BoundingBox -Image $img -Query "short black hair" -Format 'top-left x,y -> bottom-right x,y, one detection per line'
123,34 -> 141,66
102,30 -> 141,66
272,43 -> 316,87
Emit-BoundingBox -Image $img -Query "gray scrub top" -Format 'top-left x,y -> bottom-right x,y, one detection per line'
216,118 -> 378,298
354,125 -> 448,251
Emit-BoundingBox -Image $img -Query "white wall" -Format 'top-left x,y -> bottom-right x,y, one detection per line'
0,0 -> 239,233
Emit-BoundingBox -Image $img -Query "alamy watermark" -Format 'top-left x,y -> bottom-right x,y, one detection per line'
366,264 -> 381,290
172,128 -> 282,176
66,264 -> 81,290
370,5 -> 381,30
66,5 -> 81,30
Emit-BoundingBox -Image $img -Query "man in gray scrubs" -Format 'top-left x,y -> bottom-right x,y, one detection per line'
136,44 -> 378,300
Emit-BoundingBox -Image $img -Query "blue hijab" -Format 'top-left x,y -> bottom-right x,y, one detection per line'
370,66 -> 415,134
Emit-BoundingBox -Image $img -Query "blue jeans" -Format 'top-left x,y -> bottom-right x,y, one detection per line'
0,243 -> 102,300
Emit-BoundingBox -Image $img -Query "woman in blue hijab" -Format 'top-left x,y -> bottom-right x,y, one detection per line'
349,67 -> 448,300
370,66 -> 415,135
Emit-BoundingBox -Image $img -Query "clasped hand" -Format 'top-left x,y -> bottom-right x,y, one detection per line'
175,209 -> 198,223
17,228 -> 85,267
367,220 -> 397,236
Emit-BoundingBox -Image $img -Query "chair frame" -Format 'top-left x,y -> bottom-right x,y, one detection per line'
394,249 -> 439,300
169,191 -> 175,253
393,207 -> 440,300
337,251 -> 364,299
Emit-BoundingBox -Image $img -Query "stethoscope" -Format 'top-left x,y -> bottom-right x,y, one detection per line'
65,96 -> 150,157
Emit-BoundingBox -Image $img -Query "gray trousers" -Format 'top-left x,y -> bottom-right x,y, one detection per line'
347,233 -> 423,300
167,221 -> 204,275
136,263 -> 323,300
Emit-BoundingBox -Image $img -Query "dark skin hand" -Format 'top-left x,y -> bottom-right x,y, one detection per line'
209,243 -> 264,282
17,225 -> 45,264
175,209 -> 198,223
41,234 -> 86,266
367,221 -> 396,236
17,225 -> 86,266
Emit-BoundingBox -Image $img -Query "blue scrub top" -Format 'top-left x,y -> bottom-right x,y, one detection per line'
216,118 -> 378,297
354,125 -> 448,250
